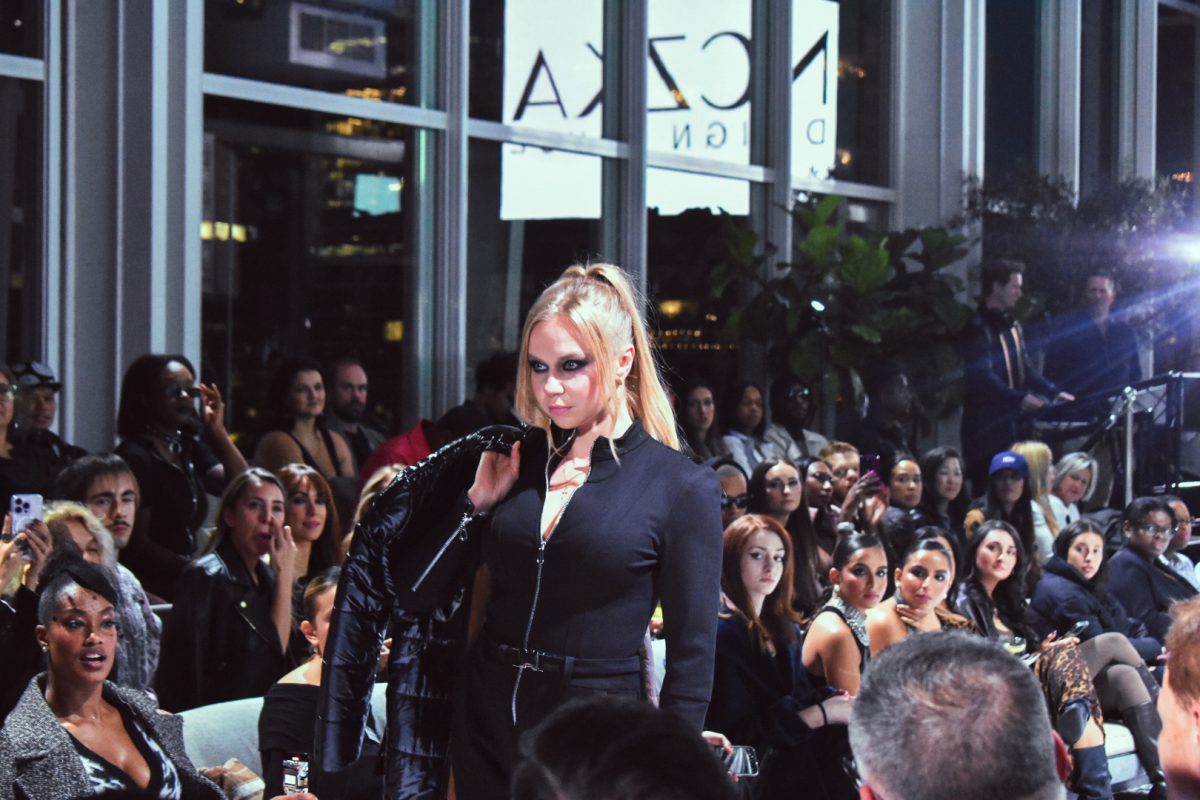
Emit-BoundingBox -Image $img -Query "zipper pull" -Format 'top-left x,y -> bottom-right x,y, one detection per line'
456,511 -> 473,542
537,537 -> 547,566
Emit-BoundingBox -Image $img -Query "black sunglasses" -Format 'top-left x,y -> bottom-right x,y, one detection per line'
721,493 -> 749,511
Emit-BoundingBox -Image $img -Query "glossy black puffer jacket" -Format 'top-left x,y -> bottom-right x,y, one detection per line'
313,424 -> 525,799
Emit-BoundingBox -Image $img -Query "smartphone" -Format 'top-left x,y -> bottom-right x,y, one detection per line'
1065,620 -> 1089,639
9,494 -> 42,559
281,754 -> 309,794
714,744 -> 759,777
860,454 -> 881,478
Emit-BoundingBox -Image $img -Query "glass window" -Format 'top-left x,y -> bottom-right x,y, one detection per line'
1080,0 -> 1120,195
465,138 -> 604,383
646,170 -> 751,391
202,96 -> 416,438
0,1 -> 43,59
791,0 -> 842,181
1158,8 -> 1195,197
827,0 -> 890,186
0,78 -> 41,364
205,0 -> 435,108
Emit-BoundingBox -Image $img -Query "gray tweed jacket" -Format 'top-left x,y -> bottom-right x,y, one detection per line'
0,674 -> 223,800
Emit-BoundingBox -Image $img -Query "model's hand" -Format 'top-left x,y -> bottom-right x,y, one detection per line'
20,520 -> 52,593
1021,393 -> 1046,412
269,521 -> 297,582
1054,392 -> 1075,404
198,383 -> 227,435
468,441 -> 521,514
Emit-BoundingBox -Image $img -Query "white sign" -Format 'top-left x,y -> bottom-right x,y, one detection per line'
500,0 -> 839,220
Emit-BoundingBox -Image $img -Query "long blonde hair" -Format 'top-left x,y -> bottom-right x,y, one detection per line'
1011,440 -> 1058,536
514,264 -> 679,453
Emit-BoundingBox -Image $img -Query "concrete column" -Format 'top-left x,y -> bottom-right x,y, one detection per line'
1037,0 -> 1082,191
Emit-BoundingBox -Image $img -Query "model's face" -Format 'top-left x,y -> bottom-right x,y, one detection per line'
1171,501 -> 1193,553
1125,510 -> 1173,560
763,463 -> 802,517
224,481 -> 285,560
154,361 -> 199,429
805,460 -> 835,507
1084,276 -> 1116,316
827,452 -> 860,501
1056,468 -> 1092,506
832,547 -> 888,610
896,550 -> 952,610
19,386 -> 57,430
935,457 -> 963,503
993,470 -> 1025,506
289,370 -> 326,419
1066,532 -> 1105,581
528,315 -> 608,433
64,520 -> 104,566
331,364 -> 368,422
991,273 -> 1023,310
975,530 -> 1018,585
37,585 -> 117,688
719,472 -> 749,529
1159,669 -> 1200,795
684,387 -> 715,434
286,481 -> 328,544
735,387 -> 763,433
890,459 -> 922,509
85,474 -> 137,550
740,530 -> 786,608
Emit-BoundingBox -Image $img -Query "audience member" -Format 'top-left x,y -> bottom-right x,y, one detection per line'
1050,451 -> 1099,527
712,459 -> 749,531
1163,495 -> 1200,591
879,453 -> 922,566
259,568 -> 382,800
819,441 -> 886,534
721,381 -> 783,476
7,361 -> 86,499
854,367 -> 918,470
766,375 -> 828,458
1160,597 -> 1200,799
510,695 -> 736,800
1031,519 -> 1167,797
911,446 -> 967,538
706,515 -> 853,800
352,464 -> 402,530
867,538 -> 970,656
1012,440 -> 1060,564
0,513 -> 52,724
323,356 -> 388,475
965,450 -> 1042,592
954,519 -> 1110,797
960,259 -> 1072,492
357,418 -> 452,490
43,501 -> 161,699
115,353 -> 249,601
1109,496 -> 1198,648
157,468 -> 298,712
849,631 -> 1068,800
747,458 -> 821,614
277,464 -> 343,593
437,351 -> 518,439
797,454 -> 838,573
0,552 -> 225,799
679,379 -> 731,462
1044,272 -> 1141,402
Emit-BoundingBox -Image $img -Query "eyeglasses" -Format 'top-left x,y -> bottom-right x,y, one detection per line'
1137,524 -> 1173,539
787,387 -> 813,401
0,384 -> 14,399
160,385 -> 202,400
721,494 -> 749,511
765,478 -> 801,492
808,472 -> 834,484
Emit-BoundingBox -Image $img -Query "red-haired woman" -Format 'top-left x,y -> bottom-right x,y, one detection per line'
706,514 -> 852,800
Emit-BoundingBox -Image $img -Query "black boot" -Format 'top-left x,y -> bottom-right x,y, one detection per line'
1071,744 -> 1113,800
1136,662 -> 1161,704
1124,702 -> 1168,799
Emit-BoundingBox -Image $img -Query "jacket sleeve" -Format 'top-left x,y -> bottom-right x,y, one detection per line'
1107,593 -> 1163,661
657,467 -> 724,729
155,566 -> 219,712
1109,554 -> 1172,645
960,318 -> 1025,409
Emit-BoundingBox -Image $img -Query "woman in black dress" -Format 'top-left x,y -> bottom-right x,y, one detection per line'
456,263 -> 724,798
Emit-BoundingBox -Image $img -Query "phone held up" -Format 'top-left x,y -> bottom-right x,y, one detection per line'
714,744 -> 759,778
5,493 -> 42,560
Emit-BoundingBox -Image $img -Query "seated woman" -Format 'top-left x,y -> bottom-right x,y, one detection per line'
911,446 -> 967,538
1031,519 -> 1168,798
115,354 -> 248,601
259,567 -> 383,800
878,453 -> 922,565
748,458 -> 822,615
867,537 -> 972,656
765,375 -> 827,459
797,455 -> 838,574
954,520 -> 1113,799
800,532 -> 888,800
1050,452 -> 1099,528
964,450 -> 1041,594
277,464 -> 343,612
0,551 -> 224,799
1012,441 -> 1059,564
157,468 -> 298,712
253,358 -> 357,533
705,514 -> 852,800
721,381 -> 784,477
678,379 -> 730,463
43,502 -> 160,698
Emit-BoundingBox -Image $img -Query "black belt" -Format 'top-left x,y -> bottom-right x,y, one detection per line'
482,639 -> 641,681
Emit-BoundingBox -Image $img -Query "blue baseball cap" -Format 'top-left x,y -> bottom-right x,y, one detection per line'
988,451 -> 1029,479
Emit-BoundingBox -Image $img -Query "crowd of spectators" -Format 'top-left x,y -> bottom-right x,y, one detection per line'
0,259 -> 1196,799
